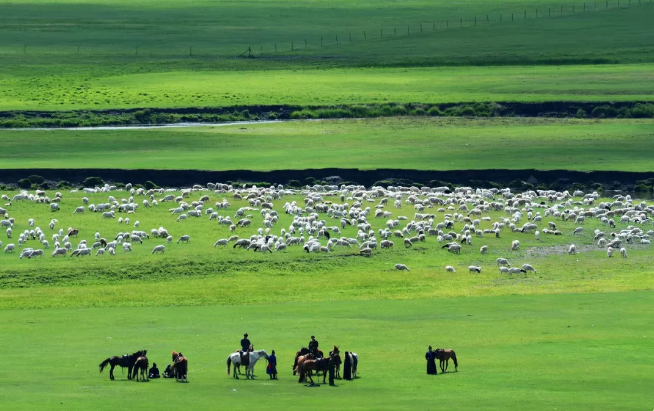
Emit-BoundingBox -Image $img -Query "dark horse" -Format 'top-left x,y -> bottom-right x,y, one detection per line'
293,347 -> 323,375
171,351 -> 188,382
99,350 -> 147,380
133,354 -> 149,382
434,348 -> 458,373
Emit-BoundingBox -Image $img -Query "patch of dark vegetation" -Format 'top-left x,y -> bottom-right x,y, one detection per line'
2,102 -> 654,128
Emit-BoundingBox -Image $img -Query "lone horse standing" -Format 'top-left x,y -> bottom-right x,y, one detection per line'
434,348 -> 458,373
227,349 -> 268,379
98,350 -> 146,380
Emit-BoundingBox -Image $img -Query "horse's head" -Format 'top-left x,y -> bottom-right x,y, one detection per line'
172,351 -> 179,361
258,349 -> 269,359
333,345 -> 339,354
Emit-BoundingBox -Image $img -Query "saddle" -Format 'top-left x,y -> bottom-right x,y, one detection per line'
240,351 -> 250,366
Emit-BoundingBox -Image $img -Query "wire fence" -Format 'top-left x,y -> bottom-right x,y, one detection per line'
0,0 -> 650,58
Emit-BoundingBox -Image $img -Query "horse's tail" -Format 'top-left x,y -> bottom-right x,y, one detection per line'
99,358 -> 111,373
226,357 -> 231,375
451,351 -> 458,369
297,361 -> 303,383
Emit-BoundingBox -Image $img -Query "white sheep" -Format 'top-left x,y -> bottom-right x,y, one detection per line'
521,264 -> 537,273
73,206 -> 85,214
51,247 -> 67,257
498,266 -> 510,274
213,239 -> 228,247
394,264 -> 410,272
468,265 -> 481,273
176,214 -> 188,222
28,218 -> 35,227
573,227 -> 583,235
152,245 -> 165,254
607,247 -> 613,258
134,221 -> 140,228
508,267 -> 526,274
620,247 -> 627,258
177,235 -> 191,244
535,231 -> 540,241
511,240 -> 520,251
445,265 -> 456,272
122,243 -> 132,252
480,245 -> 488,254
96,248 -> 105,256
568,244 -> 576,255
166,235 -> 173,244
496,257 -> 511,267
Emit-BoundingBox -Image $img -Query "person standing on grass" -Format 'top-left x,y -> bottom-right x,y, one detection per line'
328,352 -> 337,386
343,351 -> 352,380
266,350 -> 278,379
425,346 -> 437,375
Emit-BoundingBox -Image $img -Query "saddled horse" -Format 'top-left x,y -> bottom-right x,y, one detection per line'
227,349 -> 268,379
99,350 -> 146,380
133,354 -> 149,382
293,347 -> 324,375
297,357 -> 325,384
434,348 -> 458,373
171,351 -> 188,382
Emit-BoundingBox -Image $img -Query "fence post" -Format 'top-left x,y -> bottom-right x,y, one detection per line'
432,21 -> 435,30
393,27 -> 396,36
364,31 -> 367,39
512,13 -> 514,21
446,20 -> 449,28
320,37 -> 323,46
260,46 -> 263,55
335,35 -> 338,44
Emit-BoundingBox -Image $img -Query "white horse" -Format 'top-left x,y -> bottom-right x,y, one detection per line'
226,349 -> 268,379
349,352 -> 359,378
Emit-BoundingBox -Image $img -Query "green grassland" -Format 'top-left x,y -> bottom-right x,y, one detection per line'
2,118 -> 654,171
1,292 -> 652,410
0,1 -> 652,111
1,188 -> 652,310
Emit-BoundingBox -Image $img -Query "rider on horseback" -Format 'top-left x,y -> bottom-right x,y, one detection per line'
240,333 -> 252,365
308,335 -> 319,358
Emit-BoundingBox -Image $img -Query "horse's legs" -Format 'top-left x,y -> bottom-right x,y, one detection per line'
109,364 -> 115,380
233,362 -> 239,379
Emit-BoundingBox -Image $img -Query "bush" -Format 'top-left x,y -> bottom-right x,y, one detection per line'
633,184 -> 652,192
28,175 -> 45,184
145,180 -> 158,190
83,177 -> 104,187
305,177 -> 316,185
39,182 -> 50,189
630,104 -> 654,118
18,178 -> 32,189
287,180 -> 301,188
57,180 -> 72,189
134,109 -> 152,123
575,108 -> 587,118
458,106 -> 477,117
591,105 -> 618,118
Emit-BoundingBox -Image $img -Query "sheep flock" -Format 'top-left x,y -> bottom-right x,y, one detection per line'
1,183 -> 653,277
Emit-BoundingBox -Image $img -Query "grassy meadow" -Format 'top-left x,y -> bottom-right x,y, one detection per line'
2,118 -> 654,171
1,292 -> 652,410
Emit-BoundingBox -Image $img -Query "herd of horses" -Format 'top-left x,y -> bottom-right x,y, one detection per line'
293,346 -> 358,384
98,350 -> 188,382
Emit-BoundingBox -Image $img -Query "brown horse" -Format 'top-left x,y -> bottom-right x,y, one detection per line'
98,350 -> 146,380
329,346 -> 342,379
297,358 -> 322,384
133,355 -> 149,381
293,347 -> 323,375
171,351 -> 188,382
434,348 -> 458,373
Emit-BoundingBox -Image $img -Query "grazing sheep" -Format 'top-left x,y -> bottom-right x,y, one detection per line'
403,238 -> 413,248
394,264 -> 410,272
50,203 -> 60,212
511,240 -> 520,251
573,227 -> 583,235
498,266 -> 510,274
480,245 -> 488,254
166,236 -> 173,244
51,247 -> 66,257
73,206 -> 85,214
96,248 -> 105,256
445,266 -> 456,272
213,239 -> 228,247
468,265 -> 481,273
152,245 -> 165,254
521,264 -> 537,273
535,231 -> 540,241
177,235 -> 191,244
122,243 -> 132,252
508,267 -> 526,274
380,240 -> 394,249
620,247 -> 627,258
496,258 -> 511,267
568,244 -> 577,255
445,243 -> 461,254
359,247 -> 372,256
607,247 -> 614,258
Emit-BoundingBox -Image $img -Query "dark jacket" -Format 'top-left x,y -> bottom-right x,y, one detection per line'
241,338 -> 251,351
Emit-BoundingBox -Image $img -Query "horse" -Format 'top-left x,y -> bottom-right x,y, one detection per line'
350,352 -> 359,378
329,346 -> 342,379
171,351 -> 188,382
297,358 -> 324,384
133,355 -> 149,382
227,349 -> 268,379
98,350 -> 146,380
293,347 -> 323,375
434,348 -> 458,373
